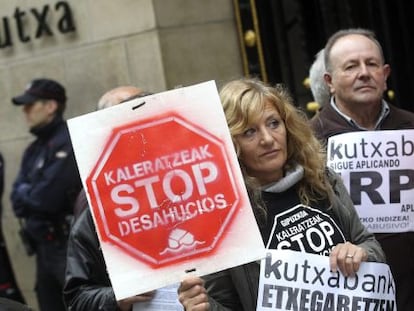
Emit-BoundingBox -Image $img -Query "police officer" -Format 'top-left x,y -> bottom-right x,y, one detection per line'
10,78 -> 81,311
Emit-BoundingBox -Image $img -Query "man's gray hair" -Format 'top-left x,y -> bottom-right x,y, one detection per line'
97,86 -> 143,110
309,49 -> 330,107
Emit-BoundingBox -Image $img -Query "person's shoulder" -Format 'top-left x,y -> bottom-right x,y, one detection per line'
385,104 -> 414,128
325,167 -> 342,185
75,206 -> 93,224
48,119 -> 73,147
55,119 -> 71,137
309,104 -> 336,124
73,188 -> 89,219
0,297 -> 33,311
69,209 -> 101,254
69,207 -> 102,252
389,104 -> 414,118
309,106 -> 337,140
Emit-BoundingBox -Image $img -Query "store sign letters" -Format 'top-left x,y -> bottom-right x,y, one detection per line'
0,1 -> 75,48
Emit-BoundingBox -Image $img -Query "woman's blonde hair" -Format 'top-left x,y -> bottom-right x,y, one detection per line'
219,78 -> 333,217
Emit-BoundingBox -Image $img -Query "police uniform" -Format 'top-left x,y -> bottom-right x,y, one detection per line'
10,79 -> 81,311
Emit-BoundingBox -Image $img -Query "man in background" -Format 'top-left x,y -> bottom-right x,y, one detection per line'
10,78 -> 81,311
310,28 -> 414,311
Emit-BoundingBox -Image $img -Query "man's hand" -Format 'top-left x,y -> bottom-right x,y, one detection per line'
178,276 -> 209,311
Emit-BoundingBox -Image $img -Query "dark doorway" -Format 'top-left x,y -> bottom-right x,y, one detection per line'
234,0 -> 414,113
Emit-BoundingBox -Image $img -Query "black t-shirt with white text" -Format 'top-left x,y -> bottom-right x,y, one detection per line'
261,187 -> 345,256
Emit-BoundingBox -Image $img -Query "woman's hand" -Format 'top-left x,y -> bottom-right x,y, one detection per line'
178,276 -> 210,311
329,242 -> 368,276
117,290 -> 155,311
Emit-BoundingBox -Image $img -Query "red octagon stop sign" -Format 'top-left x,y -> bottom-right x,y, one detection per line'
86,115 -> 240,267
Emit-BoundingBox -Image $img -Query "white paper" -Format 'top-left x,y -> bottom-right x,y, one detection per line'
133,284 -> 183,311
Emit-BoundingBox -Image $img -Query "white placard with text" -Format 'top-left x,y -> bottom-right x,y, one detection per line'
327,129 -> 414,233
68,81 -> 265,299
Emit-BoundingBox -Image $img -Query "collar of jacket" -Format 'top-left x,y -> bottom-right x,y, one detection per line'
30,115 -> 64,139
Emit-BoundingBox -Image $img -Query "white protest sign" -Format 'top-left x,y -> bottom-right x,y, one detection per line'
327,129 -> 414,233
68,81 -> 265,300
257,250 -> 396,311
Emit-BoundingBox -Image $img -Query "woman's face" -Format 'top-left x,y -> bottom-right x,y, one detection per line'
235,101 -> 287,185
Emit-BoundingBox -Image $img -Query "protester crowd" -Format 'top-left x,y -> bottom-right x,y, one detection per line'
1,27 -> 413,311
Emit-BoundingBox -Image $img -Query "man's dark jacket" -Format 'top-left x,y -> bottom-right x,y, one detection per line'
310,102 -> 414,144
64,206 -> 118,311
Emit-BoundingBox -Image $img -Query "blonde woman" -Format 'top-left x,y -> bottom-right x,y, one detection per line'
178,78 -> 385,311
